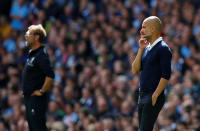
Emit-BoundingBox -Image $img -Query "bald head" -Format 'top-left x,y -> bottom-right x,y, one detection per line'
144,16 -> 162,34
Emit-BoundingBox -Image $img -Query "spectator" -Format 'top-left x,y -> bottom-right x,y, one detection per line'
10,0 -> 29,31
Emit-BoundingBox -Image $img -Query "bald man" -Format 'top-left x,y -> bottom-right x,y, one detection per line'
132,16 -> 172,130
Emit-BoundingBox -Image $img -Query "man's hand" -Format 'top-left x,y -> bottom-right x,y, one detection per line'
152,92 -> 159,106
139,37 -> 148,49
31,90 -> 42,96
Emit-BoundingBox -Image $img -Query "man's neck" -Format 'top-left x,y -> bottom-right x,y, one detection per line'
149,35 -> 160,45
31,42 -> 41,51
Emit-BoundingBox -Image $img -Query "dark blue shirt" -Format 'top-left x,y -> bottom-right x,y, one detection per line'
140,40 -> 172,92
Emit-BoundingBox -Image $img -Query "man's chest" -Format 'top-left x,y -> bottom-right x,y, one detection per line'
24,56 -> 38,73
26,56 -> 36,67
142,49 -> 159,66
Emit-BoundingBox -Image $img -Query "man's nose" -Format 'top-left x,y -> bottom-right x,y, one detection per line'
140,30 -> 143,35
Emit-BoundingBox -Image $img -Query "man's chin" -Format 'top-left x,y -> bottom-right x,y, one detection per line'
141,34 -> 150,38
25,42 -> 31,48
141,35 -> 151,41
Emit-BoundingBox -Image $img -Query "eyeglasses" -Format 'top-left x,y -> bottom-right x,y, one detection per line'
25,30 -> 34,36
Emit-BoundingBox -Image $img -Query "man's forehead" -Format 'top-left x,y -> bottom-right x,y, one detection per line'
26,30 -> 30,35
143,18 -> 151,24
26,29 -> 33,35
142,19 -> 155,27
142,21 -> 148,26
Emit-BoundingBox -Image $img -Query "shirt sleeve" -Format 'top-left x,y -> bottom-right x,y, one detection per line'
159,46 -> 172,80
37,53 -> 55,79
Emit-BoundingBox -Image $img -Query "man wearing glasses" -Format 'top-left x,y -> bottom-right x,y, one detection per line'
23,24 -> 54,131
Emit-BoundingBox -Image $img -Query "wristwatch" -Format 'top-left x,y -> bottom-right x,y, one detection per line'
39,89 -> 45,95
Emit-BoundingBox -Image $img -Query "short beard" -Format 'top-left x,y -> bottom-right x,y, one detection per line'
25,41 -> 33,48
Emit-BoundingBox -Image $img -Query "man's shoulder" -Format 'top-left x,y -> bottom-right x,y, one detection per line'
37,46 -> 48,57
158,40 -> 168,47
158,41 -> 171,51
157,41 -> 172,57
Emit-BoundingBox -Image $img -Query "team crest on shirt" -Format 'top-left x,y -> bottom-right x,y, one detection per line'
27,57 -> 35,67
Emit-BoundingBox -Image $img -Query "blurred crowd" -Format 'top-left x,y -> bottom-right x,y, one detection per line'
0,0 -> 200,131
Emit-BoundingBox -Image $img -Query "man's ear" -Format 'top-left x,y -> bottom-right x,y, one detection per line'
151,26 -> 155,33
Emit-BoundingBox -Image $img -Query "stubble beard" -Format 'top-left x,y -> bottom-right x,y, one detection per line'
141,34 -> 151,41
25,41 -> 33,48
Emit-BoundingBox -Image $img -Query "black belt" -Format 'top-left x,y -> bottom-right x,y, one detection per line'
136,90 -> 154,95
138,91 -> 165,97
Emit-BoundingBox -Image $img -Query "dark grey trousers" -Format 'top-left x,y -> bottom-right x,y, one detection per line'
24,95 -> 47,131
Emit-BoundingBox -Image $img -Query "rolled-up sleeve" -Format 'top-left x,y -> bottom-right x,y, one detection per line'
159,46 -> 172,80
38,54 -> 55,79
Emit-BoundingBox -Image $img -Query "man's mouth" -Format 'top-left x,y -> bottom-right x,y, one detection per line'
141,34 -> 150,38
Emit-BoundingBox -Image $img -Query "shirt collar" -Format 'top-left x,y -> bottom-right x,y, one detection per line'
29,45 -> 44,55
147,37 -> 162,51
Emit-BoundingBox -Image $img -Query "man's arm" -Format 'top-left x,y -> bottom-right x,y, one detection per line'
32,50 -> 55,96
132,37 -> 148,74
152,78 -> 168,106
31,77 -> 53,96
152,46 -> 172,106
40,77 -> 54,93
131,48 -> 145,74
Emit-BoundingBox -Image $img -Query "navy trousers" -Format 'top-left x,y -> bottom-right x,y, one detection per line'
138,92 -> 165,131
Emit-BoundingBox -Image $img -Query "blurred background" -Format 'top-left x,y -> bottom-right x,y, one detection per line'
0,0 -> 200,131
